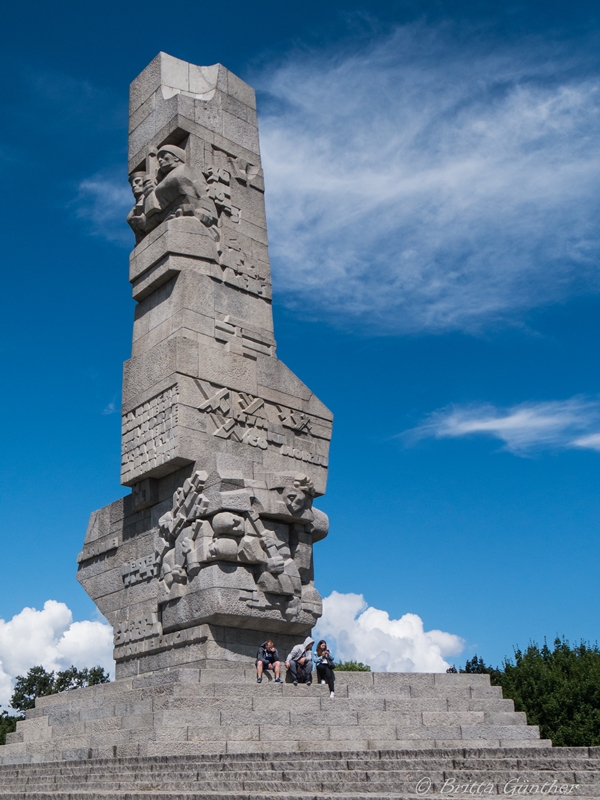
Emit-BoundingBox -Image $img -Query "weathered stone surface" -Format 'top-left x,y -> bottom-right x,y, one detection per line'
0,668 -> 552,770
77,55 -> 334,675
0,53 -> 552,780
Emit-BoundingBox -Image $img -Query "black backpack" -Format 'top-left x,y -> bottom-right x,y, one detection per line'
295,660 -> 308,683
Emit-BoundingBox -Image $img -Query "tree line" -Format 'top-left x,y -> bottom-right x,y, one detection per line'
0,666 -> 110,745
447,637 -> 600,746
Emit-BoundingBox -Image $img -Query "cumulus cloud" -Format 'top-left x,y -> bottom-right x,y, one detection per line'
256,26 -> 600,332
0,601 -> 114,710
406,397 -> 600,455
315,591 -> 464,672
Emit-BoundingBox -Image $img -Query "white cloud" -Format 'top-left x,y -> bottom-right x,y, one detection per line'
75,175 -> 132,245
0,601 -> 114,710
71,27 -> 600,333
572,433 -> 600,451
256,26 -> 600,332
315,591 -> 463,672
407,397 -> 600,455
0,666 -> 12,712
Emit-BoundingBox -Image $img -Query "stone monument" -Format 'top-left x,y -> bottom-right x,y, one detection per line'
0,55 -> 559,775
76,52 -> 333,678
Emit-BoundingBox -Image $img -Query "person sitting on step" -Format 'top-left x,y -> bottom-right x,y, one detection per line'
314,639 -> 335,698
256,640 -> 282,683
285,637 -> 314,685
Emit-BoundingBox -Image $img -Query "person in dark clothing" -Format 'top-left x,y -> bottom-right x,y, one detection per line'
314,639 -> 335,698
256,640 -> 281,683
285,637 -> 314,685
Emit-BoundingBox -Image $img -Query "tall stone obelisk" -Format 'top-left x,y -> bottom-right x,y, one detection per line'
77,53 -> 333,678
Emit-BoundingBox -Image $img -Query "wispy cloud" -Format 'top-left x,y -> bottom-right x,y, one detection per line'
75,173 -> 132,245
571,433 -> 600,452
68,27 -> 600,333
406,397 -> 600,455
257,25 -> 600,333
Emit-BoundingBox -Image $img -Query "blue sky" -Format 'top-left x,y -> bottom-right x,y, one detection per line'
2,0 -> 600,687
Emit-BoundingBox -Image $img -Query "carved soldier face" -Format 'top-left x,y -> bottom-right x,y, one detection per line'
212,512 -> 244,536
284,486 -> 310,515
157,150 -> 181,174
129,173 -> 146,200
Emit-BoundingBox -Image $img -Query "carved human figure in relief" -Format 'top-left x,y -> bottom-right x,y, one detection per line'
207,512 -> 245,561
126,171 -> 148,244
283,475 -> 315,516
153,469 -> 328,623
126,144 -> 219,241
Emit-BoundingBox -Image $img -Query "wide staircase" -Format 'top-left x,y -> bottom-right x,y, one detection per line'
0,667 -> 598,797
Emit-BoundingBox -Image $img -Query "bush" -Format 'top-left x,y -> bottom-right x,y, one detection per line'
335,660 -> 371,671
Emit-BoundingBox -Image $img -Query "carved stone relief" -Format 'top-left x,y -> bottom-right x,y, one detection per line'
204,166 -> 240,223
211,144 -> 263,191
122,554 -> 159,587
121,385 -> 179,484
126,141 -> 260,246
120,378 -> 330,489
196,381 -> 329,467
110,467 -> 328,652
214,235 -> 271,299
113,623 -> 208,661
154,468 -> 328,622
132,478 -> 159,511
214,315 -> 275,359
76,536 -> 119,564
127,145 -> 220,242
113,612 -> 161,646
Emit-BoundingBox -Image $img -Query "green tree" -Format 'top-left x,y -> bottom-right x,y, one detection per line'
336,660 -> 371,671
461,654 -> 503,684
11,666 -> 55,712
10,665 -> 110,714
500,638 -> 600,747
450,638 -> 600,746
0,712 -> 17,746
53,666 -> 110,694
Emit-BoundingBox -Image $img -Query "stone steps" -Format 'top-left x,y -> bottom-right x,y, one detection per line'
0,748 -> 599,797
0,667 -> 573,797
0,669 -> 553,765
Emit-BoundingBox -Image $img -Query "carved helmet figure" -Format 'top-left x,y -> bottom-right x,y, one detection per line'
149,143 -> 218,235
157,144 -> 186,175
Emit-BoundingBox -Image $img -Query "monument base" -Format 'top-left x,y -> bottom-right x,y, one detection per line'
114,624 -> 301,678
79,462 -> 325,678
2,668 -> 549,766
9,669 -> 600,798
